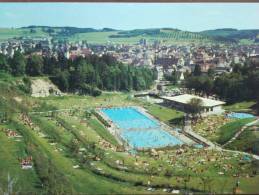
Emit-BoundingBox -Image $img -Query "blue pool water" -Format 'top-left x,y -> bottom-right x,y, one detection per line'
227,112 -> 255,119
101,107 -> 183,149
194,144 -> 204,149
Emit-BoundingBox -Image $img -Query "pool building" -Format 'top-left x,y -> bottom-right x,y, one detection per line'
161,94 -> 226,116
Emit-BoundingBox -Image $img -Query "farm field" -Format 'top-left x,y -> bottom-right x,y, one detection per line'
0,28 -> 49,42
0,27 -> 216,45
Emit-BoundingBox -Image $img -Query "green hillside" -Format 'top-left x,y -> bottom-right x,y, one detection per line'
201,28 -> 259,44
0,27 -> 216,45
0,28 -> 49,42
1,26 -> 259,45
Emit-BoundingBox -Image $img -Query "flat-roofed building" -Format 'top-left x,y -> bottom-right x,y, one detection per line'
161,94 -> 225,116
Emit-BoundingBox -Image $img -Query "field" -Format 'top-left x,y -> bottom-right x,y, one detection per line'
0,27 -> 215,45
1,27 -> 259,45
66,29 -> 214,45
0,28 -> 49,42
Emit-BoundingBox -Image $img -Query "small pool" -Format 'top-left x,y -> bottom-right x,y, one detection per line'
227,112 -> 255,119
194,144 -> 204,149
101,107 -> 183,149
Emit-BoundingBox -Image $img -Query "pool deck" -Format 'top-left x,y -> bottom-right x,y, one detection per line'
96,106 -> 195,151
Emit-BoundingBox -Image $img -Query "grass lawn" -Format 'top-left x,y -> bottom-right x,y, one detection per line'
214,118 -> 255,145
88,118 -> 120,146
226,127 -> 259,155
144,103 -> 184,124
224,101 -> 256,112
37,92 -> 133,109
11,117 -> 147,194
0,124 -> 42,194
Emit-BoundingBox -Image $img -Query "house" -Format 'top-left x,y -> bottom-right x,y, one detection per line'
161,94 -> 225,116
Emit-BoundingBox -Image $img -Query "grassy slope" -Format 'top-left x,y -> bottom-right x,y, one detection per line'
224,101 -> 256,113
67,29 -> 213,45
0,124 -> 42,194
144,103 -> 184,124
12,116 -> 144,194
0,28 -> 49,42
88,118 -> 120,146
0,27 -> 214,45
214,118 -> 255,144
227,127 -> 259,155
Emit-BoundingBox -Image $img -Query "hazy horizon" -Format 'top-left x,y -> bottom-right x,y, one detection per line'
0,3 -> 259,31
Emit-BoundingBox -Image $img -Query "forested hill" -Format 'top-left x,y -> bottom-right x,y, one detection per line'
1,26 -> 258,44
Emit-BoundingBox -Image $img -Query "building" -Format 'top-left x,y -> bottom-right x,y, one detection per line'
161,94 -> 225,116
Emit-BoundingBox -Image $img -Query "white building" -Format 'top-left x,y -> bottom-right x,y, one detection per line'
161,94 -> 226,116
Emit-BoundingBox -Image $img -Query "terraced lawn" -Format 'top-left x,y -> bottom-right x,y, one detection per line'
0,124 -> 42,194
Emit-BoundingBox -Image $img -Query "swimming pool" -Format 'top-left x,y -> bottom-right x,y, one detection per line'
101,107 -> 183,149
227,112 -> 255,119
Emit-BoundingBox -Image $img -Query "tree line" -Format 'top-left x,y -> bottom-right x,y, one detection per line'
0,52 -> 157,96
184,62 -> 259,110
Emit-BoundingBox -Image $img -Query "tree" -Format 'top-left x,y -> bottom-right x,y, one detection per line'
193,64 -> 202,76
202,76 -> 213,96
187,98 -> 203,119
0,54 -> 10,72
10,51 -> 26,76
207,68 -> 215,77
26,55 -> 43,76
52,70 -> 70,92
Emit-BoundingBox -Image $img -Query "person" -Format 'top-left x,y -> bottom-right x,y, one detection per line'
236,179 -> 240,187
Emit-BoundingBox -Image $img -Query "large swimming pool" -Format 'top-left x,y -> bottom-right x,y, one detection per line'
101,107 -> 183,149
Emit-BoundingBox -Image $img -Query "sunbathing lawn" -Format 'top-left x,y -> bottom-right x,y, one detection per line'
36,93 -> 134,110
193,115 -> 255,145
88,118 -> 120,146
193,115 -> 233,141
214,118 -> 255,145
224,101 -> 256,112
12,117 -> 147,194
226,127 -> 259,155
144,104 -> 184,124
0,124 -> 42,194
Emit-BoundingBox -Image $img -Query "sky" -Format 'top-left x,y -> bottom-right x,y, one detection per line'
0,3 -> 259,32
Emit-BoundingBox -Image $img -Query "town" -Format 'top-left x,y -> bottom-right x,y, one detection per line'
1,34 -> 259,81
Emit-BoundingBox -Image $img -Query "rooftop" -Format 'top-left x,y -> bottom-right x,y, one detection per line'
161,94 -> 226,107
